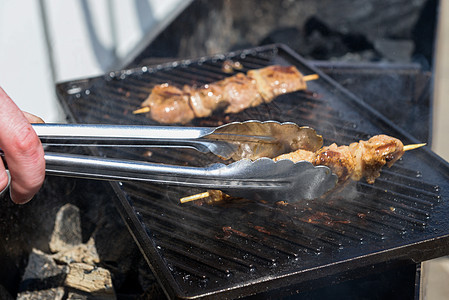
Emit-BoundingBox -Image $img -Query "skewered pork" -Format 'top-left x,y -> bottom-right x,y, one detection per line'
274,134 -> 404,184
136,65 -> 310,124
181,135 -> 412,204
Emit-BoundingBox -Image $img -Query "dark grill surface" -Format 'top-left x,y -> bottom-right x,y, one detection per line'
56,44 -> 449,299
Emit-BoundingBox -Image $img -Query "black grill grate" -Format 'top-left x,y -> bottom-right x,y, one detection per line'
56,44 -> 449,299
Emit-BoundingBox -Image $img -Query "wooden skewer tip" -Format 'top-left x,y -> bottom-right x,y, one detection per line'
403,143 -> 426,151
133,106 -> 151,114
180,191 -> 210,203
303,74 -> 319,81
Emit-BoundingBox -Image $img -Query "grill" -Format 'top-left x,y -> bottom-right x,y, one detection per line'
56,44 -> 449,299
308,61 -> 432,143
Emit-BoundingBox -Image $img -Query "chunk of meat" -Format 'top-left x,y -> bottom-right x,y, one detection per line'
184,83 -> 224,118
273,149 -> 316,163
219,73 -> 263,113
248,65 -> 306,101
141,84 -> 195,124
349,135 -> 404,183
315,143 -> 355,183
186,73 -> 262,117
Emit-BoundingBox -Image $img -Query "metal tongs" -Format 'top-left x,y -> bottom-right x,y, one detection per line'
12,121 -> 339,202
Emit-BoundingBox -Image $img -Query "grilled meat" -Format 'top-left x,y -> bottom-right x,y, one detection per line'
348,134 -> 404,183
314,144 -> 355,183
140,84 -> 195,124
248,65 -> 306,101
182,135 -> 406,205
273,149 -> 317,164
185,72 -> 263,118
273,134 -> 404,184
137,65 -> 308,124
218,72 -> 264,113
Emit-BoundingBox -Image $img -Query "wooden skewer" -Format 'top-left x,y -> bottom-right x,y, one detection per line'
133,106 -> 151,114
303,74 -> 319,81
404,143 -> 426,151
180,191 -> 210,203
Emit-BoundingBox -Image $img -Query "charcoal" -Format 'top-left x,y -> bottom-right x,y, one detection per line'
67,292 -> 88,299
52,237 -> 100,265
49,204 -> 82,253
64,263 -> 115,299
17,249 -> 68,296
17,288 -> 65,300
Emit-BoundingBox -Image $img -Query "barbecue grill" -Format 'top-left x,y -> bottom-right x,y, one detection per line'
55,44 -> 449,299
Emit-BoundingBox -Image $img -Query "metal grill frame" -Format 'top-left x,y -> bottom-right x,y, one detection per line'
55,44 -> 449,299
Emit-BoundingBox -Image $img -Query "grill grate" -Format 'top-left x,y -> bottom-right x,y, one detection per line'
56,44 -> 449,299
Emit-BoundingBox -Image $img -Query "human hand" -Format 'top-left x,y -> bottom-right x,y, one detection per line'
0,87 -> 45,204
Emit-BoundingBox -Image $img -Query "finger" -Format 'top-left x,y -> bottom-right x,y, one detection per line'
22,111 -> 45,124
0,87 -> 45,204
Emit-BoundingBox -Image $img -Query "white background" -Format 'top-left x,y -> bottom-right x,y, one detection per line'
0,0 -> 190,122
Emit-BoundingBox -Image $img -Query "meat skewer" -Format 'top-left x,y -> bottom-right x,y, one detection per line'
133,65 -> 318,124
180,136 -> 426,204
275,134 -> 405,184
